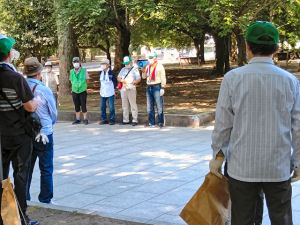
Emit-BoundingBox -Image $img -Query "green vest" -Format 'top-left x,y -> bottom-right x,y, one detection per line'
70,68 -> 87,93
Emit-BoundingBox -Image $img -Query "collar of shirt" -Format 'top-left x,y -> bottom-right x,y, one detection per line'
248,57 -> 274,65
100,69 -> 110,81
27,78 -> 45,86
74,67 -> 82,74
0,62 -> 17,72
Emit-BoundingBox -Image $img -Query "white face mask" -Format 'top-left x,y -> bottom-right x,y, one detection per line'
11,49 -> 20,62
46,68 -> 51,73
125,64 -> 131,68
73,63 -> 80,69
100,65 -> 107,70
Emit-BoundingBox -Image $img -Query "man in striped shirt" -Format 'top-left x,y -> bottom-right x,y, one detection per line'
209,22 -> 300,225
0,35 -> 39,225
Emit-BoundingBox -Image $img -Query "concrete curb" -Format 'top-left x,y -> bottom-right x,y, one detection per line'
57,111 -> 215,128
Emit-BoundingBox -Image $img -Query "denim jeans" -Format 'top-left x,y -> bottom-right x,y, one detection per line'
101,95 -> 115,121
146,84 -> 164,125
27,134 -> 53,203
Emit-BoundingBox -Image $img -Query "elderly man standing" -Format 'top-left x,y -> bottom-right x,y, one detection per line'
99,59 -> 117,125
118,56 -> 141,126
0,35 -> 39,225
42,61 -> 59,105
142,53 -> 166,128
24,57 -> 57,205
70,57 -> 89,125
209,21 -> 300,225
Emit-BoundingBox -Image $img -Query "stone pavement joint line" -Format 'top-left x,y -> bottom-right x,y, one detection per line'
26,122 -> 300,225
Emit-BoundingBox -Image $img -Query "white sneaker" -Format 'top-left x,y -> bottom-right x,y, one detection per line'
48,200 -> 57,205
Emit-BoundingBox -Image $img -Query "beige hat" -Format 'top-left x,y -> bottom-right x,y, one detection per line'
23,57 -> 43,77
100,59 -> 110,65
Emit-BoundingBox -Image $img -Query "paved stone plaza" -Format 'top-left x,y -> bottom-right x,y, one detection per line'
27,122 -> 300,225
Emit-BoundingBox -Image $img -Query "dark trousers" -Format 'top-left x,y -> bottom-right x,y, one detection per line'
27,134 -> 53,203
224,162 -> 264,225
0,134 -> 32,218
72,91 -> 87,113
146,84 -> 164,125
100,95 -> 115,122
228,176 -> 293,225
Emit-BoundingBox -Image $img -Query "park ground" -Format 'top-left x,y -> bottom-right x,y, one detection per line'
25,123 -> 300,225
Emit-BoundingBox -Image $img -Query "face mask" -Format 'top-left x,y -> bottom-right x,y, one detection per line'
73,63 -> 80,69
100,65 -> 106,70
11,49 -> 20,62
46,68 -> 51,73
125,64 -> 131,68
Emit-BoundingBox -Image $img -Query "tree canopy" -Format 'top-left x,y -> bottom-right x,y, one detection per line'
0,0 -> 299,94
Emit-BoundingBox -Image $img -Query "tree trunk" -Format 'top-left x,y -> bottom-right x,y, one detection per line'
214,34 -> 230,75
214,35 -> 226,75
56,1 -> 77,97
114,28 -> 131,73
114,34 -> 121,73
199,35 -> 205,64
224,35 -> 230,72
105,39 -> 112,67
234,28 -> 247,66
193,38 -> 201,65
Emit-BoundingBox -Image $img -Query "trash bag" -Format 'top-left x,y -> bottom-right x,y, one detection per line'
180,172 -> 231,225
1,178 -> 22,225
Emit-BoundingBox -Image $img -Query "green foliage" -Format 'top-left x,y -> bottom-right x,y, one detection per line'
0,0 -> 57,62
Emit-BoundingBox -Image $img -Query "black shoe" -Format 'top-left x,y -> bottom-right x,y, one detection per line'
158,123 -> 164,128
83,119 -> 88,125
109,120 -> 115,125
99,120 -> 108,125
72,119 -> 80,125
132,122 -> 138,126
121,122 -> 130,125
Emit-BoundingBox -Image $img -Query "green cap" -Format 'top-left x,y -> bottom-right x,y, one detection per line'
72,57 -> 80,62
149,52 -> 158,59
245,21 -> 279,45
123,56 -> 132,65
0,35 -> 15,55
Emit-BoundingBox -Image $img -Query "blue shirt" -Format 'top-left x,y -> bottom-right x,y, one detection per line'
212,57 -> 300,182
27,78 -> 57,135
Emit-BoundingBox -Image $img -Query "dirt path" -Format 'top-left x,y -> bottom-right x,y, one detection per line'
27,207 -> 148,225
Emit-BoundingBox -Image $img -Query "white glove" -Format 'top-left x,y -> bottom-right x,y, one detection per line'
292,167 -> 300,182
209,157 -> 224,178
35,133 -> 49,145
160,89 -> 165,96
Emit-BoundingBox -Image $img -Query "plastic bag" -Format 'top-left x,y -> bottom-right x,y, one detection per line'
180,172 -> 231,225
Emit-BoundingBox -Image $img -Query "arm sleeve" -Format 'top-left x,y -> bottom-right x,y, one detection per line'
291,80 -> 300,168
16,75 -> 34,103
211,76 -> 234,158
159,64 -> 166,88
142,66 -> 147,79
44,88 -> 58,124
118,68 -> 124,78
85,69 -> 89,79
55,73 -> 59,85
134,68 -> 141,79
